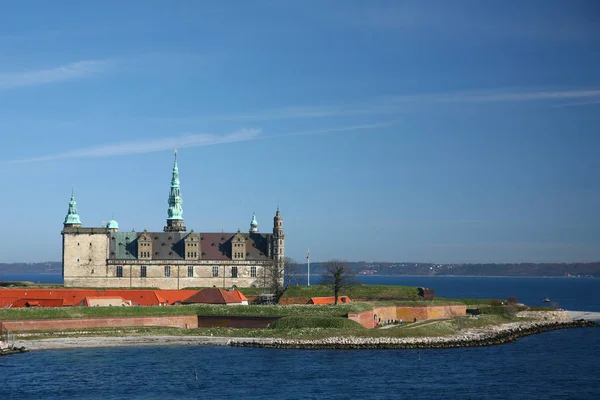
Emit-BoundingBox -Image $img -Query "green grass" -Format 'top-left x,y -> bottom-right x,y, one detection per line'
439,298 -> 504,306
11,313 -> 525,341
271,316 -> 363,330
0,302 -> 377,321
282,284 -> 421,299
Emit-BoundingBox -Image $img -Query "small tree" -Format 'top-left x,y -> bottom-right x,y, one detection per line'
266,257 -> 298,302
320,259 -> 356,305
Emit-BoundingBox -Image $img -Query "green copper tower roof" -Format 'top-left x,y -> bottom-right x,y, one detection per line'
167,149 -> 183,220
106,219 -> 119,229
251,212 -> 258,227
64,188 -> 82,225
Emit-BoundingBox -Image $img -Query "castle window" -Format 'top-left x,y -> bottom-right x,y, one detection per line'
140,266 -> 147,278
187,266 -> 193,277
116,266 -> 123,278
212,266 -> 219,277
164,265 -> 171,277
231,266 -> 238,278
250,266 -> 257,278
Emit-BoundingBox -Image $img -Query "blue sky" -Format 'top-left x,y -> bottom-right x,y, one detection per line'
0,0 -> 599,264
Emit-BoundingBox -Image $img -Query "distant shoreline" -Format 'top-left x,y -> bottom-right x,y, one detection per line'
296,274 -> 596,279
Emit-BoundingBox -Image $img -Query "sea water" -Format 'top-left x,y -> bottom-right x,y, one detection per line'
1,276 -> 599,399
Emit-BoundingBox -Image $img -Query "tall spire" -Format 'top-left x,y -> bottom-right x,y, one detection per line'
164,149 -> 186,232
64,188 -> 82,227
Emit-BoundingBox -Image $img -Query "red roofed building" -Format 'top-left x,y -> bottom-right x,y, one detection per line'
0,289 -> 198,308
182,288 -> 248,305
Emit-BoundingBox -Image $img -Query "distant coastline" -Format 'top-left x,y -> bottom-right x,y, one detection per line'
1,260 -> 599,278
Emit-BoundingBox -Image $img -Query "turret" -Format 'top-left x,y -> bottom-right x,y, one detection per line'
250,212 -> 258,233
106,218 -> 119,232
164,149 -> 186,232
63,188 -> 82,228
272,207 -> 284,261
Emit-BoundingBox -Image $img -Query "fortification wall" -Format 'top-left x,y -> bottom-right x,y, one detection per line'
348,305 -> 467,328
1,316 -> 198,332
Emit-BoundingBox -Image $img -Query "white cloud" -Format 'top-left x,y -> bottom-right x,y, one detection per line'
437,89 -> 600,103
11,128 -> 261,163
9,122 -> 394,164
0,60 -> 112,90
161,88 -> 600,123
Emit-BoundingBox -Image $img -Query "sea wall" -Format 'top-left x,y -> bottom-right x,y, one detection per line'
1,316 -> 198,332
348,305 -> 467,328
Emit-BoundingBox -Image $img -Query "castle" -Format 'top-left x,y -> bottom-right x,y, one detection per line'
61,151 -> 284,289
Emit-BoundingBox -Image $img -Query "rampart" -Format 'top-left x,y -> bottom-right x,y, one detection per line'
0,316 -> 198,332
348,305 -> 467,328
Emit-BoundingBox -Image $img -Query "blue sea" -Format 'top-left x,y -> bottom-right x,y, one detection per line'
1,274 -> 599,399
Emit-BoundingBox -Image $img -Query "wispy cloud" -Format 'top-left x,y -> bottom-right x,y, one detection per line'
436,89 -> 600,103
199,88 -> 600,122
0,60 -> 112,90
8,122 -> 392,164
10,128 -> 261,163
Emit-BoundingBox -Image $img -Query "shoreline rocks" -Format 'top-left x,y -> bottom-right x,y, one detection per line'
229,320 -> 598,350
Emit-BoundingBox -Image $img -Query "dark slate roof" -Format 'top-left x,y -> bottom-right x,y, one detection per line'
109,231 -> 271,261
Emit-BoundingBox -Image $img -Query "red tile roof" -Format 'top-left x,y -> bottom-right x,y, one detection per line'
0,289 -> 198,307
182,288 -> 244,304
309,296 -> 351,305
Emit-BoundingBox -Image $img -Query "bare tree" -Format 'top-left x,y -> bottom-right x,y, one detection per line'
321,259 -> 355,305
265,257 -> 298,302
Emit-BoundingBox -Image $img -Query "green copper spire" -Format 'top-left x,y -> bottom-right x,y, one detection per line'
164,149 -> 187,232
64,188 -> 82,226
167,149 -> 183,220
250,212 -> 258,233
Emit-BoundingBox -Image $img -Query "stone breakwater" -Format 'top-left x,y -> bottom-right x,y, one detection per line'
229,320 -> 598,350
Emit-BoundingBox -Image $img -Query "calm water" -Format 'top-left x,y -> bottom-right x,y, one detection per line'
1,275 -> 599,399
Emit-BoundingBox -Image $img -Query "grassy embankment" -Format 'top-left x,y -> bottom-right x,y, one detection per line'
13,314 -> 519,341
0,284 -> 530,340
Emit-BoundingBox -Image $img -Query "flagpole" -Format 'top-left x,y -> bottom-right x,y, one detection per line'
307,249 -> 310,286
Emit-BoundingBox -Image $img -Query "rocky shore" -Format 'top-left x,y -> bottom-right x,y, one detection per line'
6,310 -> 598,352
229,319 -> 598,350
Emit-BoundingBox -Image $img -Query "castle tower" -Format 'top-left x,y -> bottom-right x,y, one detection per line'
164,149 -> 186,232
250,212 -> 258,233
64,188 -> 82,228
272,207 -> 284,262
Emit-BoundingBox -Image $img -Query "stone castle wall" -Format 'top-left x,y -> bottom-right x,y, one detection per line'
63,232 -> 109,283
64,275 -> 265,290
63,231 -> 275,289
